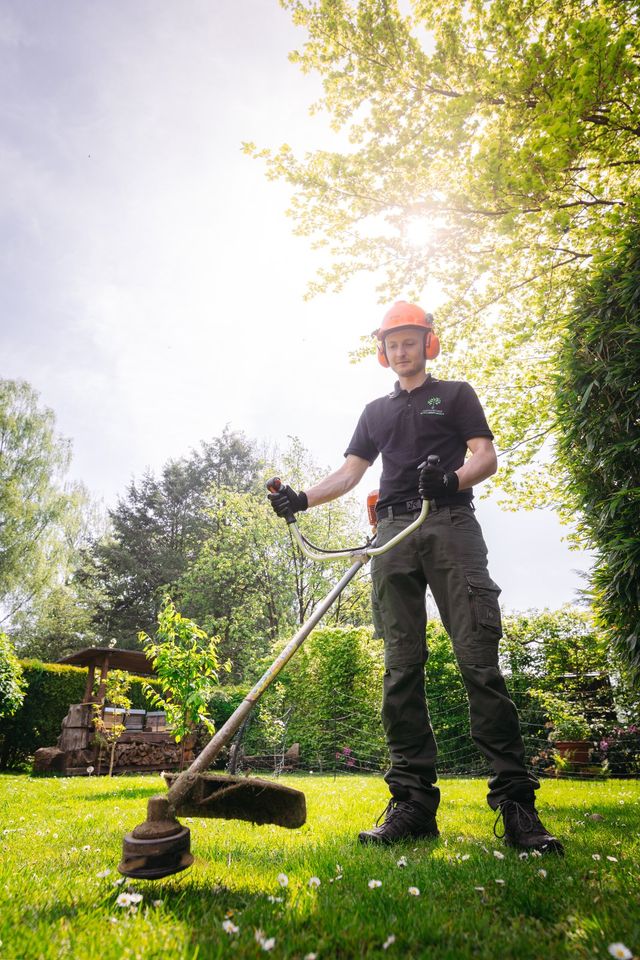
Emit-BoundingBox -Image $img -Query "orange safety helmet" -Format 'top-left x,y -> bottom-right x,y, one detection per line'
373,301 -> 440,367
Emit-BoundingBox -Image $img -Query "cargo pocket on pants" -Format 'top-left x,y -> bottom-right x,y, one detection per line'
458,576 -> 502,666
466,577 -> 503,639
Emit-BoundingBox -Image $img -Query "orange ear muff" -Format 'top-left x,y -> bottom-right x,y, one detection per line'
376,340 -> 390,367
425,332 -> 440,360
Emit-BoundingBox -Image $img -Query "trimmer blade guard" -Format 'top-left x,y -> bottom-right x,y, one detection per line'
164,773 -> 307,829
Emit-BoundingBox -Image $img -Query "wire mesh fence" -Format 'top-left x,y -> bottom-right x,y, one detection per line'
227,682 -> 640,781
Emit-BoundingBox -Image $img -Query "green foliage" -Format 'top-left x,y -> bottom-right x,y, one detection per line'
596,724 -> 640,776
423,622 -> 470,770
501,606 -> 609,687
91,669 -> 133,777
264,625 -> 386,767
528,689 -> 592,742
251,0 -> 640,507
177,438 -> 373,680
10,580 -> 103,662
86,427 -> 262,647
554,221 -> 640,676
0,379 -> 81,615
0,660 -> 86,769
140,597 -> 225,743
0,633 -> 26,719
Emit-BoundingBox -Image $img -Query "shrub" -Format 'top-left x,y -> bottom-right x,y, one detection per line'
554,221 -> 640,677
0,633 -> 26,719
258,626 -> 386,770
595,725 -> 640,776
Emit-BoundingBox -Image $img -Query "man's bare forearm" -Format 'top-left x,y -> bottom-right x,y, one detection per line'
305,455 -> 370,508
455,439 -> 497,491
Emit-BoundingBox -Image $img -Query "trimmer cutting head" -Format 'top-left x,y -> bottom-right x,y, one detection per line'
118,795 -> 193,880
118,777 -> 307,880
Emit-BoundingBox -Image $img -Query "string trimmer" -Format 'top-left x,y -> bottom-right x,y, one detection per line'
118,464 -> 436,880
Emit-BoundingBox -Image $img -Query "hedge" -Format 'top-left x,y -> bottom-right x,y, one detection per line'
0,660 -> 87,769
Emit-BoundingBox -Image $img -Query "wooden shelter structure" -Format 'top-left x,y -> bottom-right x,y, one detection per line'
33,647 -> 195,776
60,647 -> 156,704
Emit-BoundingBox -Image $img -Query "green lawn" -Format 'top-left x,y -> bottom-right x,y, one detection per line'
0,773 -> 638,959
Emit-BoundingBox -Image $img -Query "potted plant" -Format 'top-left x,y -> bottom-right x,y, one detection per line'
529,690 -> 593,765
549,714 -> 593,765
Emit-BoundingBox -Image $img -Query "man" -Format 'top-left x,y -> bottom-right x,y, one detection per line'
268,301 -> 563,855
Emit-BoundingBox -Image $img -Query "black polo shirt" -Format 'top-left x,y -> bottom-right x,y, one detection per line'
344,374 -> 494,512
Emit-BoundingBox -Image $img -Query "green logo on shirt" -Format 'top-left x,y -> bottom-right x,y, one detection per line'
421,397 -> 444,416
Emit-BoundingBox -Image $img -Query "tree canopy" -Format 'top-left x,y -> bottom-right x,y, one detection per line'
0,380 -> 83,622
85,428 -> 263,647
249,0 -> 640,503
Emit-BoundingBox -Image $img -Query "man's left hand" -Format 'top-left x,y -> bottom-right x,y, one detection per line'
418,463 -> 460,500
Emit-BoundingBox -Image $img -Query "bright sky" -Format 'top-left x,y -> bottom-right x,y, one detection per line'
1,0 -> 592,613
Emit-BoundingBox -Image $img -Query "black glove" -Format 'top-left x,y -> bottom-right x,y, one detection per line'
418,462 -> 459,500
267,481 -> 308,518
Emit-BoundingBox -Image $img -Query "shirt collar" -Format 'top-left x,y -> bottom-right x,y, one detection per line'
389,372 -> 437,399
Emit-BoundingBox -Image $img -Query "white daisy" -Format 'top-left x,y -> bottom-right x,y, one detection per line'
368,879 -> 382,889
607,944 -> 632,960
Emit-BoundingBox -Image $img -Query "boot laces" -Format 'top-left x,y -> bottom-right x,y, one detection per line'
493,800 -> 543,840
376,797 -> 422,828
376,798 -> 401,826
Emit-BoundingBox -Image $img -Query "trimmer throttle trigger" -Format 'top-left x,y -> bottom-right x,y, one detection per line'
417,454 -> 441,471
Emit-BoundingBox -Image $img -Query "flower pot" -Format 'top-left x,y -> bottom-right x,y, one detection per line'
554,740 -> 592,764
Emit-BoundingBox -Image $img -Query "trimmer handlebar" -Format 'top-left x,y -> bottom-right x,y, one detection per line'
418,454 -> 441,470
266,477 -> 298,524
270,451 -> 440,561
266,477 -> 283,495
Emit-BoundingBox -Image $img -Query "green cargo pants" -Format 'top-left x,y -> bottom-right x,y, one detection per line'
371,502 -> 539,814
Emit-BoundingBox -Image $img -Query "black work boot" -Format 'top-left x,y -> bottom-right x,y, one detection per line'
359,798 -> 439,846
494,800 -> 564,855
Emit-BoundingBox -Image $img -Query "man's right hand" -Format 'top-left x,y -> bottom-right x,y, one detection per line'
266,480 -> 308,518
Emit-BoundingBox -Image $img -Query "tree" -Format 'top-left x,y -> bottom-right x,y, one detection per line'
177,439 -> 373,680
554,223 -> 640,675
91,669 -> 132,777
501,606 -> 609,686
0,632 -> 26,719
140,598 -> 225,768
11,582 -> 103,662
86,428 -> 263,647
249,0 -> 640,504
0,380 -> 81,622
